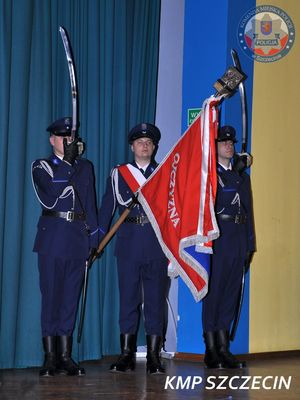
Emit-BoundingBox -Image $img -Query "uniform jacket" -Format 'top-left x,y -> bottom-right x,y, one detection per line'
32,153 -> 98,259
214,163 -> 255,258
98,161 -> 165,261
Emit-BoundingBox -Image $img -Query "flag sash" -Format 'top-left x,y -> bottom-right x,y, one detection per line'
117,164 -> 146,192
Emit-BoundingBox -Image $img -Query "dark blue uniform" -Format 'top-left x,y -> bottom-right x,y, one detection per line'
32,153 -> 98,336
202,163 -> 255,332
99,161 -> 168,336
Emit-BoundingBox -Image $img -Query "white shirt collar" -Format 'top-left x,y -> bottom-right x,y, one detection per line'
219,161 -> 232,171
135,161 -> 150,172
54,152 -> 63,160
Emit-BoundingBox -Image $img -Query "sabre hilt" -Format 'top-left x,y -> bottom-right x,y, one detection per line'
70,129 -> 85,157
233,152 -> 253,174
76,139 -> 85,156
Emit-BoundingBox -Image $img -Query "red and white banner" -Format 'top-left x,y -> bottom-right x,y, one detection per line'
138,96 -> 222,301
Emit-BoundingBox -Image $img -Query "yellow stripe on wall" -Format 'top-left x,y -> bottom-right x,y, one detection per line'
250,0 -> 300,352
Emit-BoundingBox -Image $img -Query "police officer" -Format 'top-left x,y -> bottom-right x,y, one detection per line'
32,117 -> 98,377
98,123 -> 168,374
202,125 -> 255,369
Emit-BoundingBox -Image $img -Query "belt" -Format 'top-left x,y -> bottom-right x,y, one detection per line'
124,215 -> 150,225
217,214 -> 247,224
42,210 -> 86,222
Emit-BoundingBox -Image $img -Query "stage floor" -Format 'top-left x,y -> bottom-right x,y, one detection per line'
0,354 -> 299,399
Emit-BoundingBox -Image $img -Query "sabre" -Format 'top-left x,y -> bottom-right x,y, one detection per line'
59,26 -> 84,155
231,48 -> 252,171
229,49 -> 249,341
58,26 -> 88,345
230,265 -> 246,341
77,261 -> 90,344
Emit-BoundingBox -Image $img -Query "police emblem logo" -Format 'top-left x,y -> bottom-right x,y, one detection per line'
261,20 -> 272,36
238,5 -> 295,62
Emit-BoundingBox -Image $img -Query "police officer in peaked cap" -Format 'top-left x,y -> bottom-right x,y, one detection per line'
202,124 -> 255,369
32,117 -> 99,377
98,122 -> 168,374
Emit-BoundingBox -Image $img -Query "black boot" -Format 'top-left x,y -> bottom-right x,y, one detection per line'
56,335 -> 85,376
203,332 -> 223,369
146,335 -> 165,374
110,333 -> 136,372
39,336 -> 56,377
216,329 -> 246,369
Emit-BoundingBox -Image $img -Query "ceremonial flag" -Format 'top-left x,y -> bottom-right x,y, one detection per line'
137,96 -> 222,302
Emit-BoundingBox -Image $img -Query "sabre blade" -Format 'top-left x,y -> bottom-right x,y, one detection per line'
59,26 -> 78,141
231,49 -> 248,153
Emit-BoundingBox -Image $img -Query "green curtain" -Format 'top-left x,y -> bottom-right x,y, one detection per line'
0,0 -> 160,368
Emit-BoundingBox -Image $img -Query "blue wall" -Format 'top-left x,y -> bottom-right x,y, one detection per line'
177,0 -> 255,354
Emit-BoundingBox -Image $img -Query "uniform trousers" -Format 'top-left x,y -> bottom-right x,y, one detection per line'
202,254 -> 244,332
38,255 -> 85,336
117,257 -> 168,336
